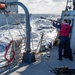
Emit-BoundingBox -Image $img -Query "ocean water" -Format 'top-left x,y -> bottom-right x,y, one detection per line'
0,14 -> 60,67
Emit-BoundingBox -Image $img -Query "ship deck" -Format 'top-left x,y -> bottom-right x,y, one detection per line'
1,46 -> 75,75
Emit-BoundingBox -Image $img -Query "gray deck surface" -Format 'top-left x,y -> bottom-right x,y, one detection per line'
1,46 -> 75,75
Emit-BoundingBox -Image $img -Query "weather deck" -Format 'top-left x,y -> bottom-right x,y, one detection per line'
1,46 -> 75,75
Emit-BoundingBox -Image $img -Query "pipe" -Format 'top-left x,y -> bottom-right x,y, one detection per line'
5,2 -> 31,52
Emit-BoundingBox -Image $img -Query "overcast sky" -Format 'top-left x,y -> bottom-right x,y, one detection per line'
18,0 -> 67,15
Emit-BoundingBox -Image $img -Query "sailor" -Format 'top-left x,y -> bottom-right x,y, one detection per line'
52,19 -> 73,61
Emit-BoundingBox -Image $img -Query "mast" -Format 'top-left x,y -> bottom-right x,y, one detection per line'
66,0 -> 75,11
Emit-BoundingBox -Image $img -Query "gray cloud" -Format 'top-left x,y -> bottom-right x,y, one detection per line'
53,0 -> 67,2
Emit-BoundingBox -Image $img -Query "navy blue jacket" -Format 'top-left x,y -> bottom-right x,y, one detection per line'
53,22 -> 61,29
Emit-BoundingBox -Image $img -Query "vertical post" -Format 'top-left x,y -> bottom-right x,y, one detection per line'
65,0 -> 68,10
73,0 -> 75,10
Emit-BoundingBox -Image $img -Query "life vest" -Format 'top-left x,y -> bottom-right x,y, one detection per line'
59,24 -> 72,36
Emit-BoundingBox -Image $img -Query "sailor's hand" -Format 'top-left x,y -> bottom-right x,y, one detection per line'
49,19 -> 55,22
